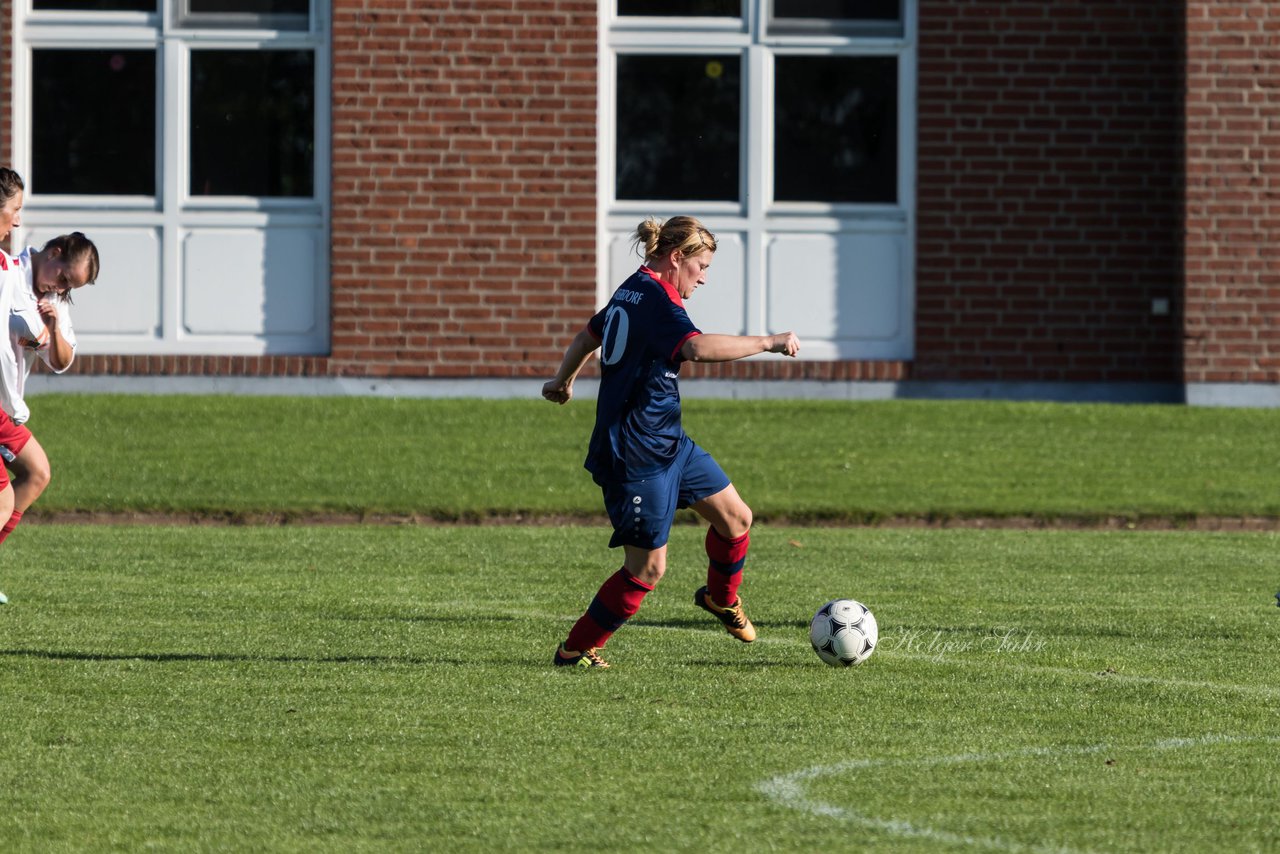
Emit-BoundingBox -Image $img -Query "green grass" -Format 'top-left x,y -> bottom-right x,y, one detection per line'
7,394 -> 1280,850
2,524 -> 1277,852
22,393 -> 1280,519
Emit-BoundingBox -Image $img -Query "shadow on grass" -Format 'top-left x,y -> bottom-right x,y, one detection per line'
2,646 -> 811,670
0,648 -> 460,666
674,658 -> 819,669
635,616 -> 807,632
330,613 -> 522,624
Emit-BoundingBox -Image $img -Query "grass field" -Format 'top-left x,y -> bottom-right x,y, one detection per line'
3,395 -> 1280,851
2,524 -> 1277,852
22,394 -> 1280,520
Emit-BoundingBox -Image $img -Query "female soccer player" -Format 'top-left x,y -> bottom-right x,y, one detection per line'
0,169 -> 26,604
0,227 -> 99,604
542,215 -> 799,668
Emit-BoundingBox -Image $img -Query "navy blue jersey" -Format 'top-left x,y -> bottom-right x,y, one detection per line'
584,267 -> 702,483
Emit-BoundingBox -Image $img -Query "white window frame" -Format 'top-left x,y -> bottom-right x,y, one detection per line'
11,0 -> 331,356
599,0 -> 917,362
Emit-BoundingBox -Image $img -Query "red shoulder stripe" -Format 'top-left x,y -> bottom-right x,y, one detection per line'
639,266 -> 684,308
671,330 -> 700,362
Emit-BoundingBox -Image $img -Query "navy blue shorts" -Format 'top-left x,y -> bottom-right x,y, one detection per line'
601,437 -> 731,550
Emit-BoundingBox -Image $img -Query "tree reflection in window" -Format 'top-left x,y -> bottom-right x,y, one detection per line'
33,49 -> 156,195
189,49 -> 314,197
615,54 -> 740,202
774,55 -> 897,203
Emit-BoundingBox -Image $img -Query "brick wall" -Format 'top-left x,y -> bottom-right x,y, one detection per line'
326,0 -> 599,379
18,2 -> 1272,388
77,0 -> 601,380
914,0 -> 1185,382
1183,1 -> 1280,383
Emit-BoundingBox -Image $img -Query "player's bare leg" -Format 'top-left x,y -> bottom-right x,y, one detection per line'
0,437 -> 50,551
691,484 -> 756,641
692,483 -> 752,541
622,543 -> 667,587
10,436 -> 51,513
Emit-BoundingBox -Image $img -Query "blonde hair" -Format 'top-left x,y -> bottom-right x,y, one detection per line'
632,216 -> 717,265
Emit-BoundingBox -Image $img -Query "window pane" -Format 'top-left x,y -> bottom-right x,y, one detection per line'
190,50 -> 314,197
32,49 -> 156,195
179,0 -> 308,29
190,0 -> 307,11
774,0 -> 899,20
618,0 -> 739,16
33,0 -> 154,10
774,56 -> 897,203
615,55 -> 739,202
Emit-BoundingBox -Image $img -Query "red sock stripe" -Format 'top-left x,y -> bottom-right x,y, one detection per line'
566,568 -> 653,652
706,527 -> 749,607
706,526 -> 750,570
0,509 -> 23,546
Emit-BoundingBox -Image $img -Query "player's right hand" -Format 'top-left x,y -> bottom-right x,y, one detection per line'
542,380 -> 572,404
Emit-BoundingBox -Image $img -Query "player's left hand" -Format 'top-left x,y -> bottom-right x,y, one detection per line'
37,297 -> 59,329
767,331 -> 800,357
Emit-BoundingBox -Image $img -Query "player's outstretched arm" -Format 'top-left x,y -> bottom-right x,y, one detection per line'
542,327 -> 600,405
681,331 -> 800,363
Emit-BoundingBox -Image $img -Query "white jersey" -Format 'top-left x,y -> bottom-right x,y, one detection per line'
5,246 -> 76,425
0,251 -> 25,424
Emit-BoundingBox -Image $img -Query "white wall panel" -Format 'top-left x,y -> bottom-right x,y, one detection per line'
766,232 -> 903,342
182,228 -> 319,336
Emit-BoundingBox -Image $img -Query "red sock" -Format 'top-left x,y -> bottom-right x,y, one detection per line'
706,526 -> 750,607
0,509 -> 23,546
565,568 -> 654,652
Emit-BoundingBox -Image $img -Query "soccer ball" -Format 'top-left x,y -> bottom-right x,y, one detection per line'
810,599 -> 878,667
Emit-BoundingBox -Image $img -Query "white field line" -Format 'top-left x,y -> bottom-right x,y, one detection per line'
755,733 -> 1280,853
876,646 -> 1280,700
605,619 -> 1280,700
541,614 -> 1279,848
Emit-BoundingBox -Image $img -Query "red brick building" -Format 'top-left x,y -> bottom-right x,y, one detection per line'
6,1 -> 1278,404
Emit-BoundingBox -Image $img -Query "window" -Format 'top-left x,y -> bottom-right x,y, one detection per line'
32,49 -> 156,195
773,55 -> 898,203
615,54 -> 740,202
189,49 -> 315,197
16,0 -> 331,356
33,0 -> 153,9
618,0 -> 740,16
604,1 -> 916,361
770,0 -> 903,35
178,0 -> 309,30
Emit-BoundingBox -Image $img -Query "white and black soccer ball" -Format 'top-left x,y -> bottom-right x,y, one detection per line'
810,599 -> 878,667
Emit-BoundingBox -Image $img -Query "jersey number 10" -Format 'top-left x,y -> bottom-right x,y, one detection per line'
601,305 -> 630,367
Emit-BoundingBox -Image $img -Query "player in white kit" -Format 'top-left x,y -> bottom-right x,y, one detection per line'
0,169 -> 27,604
0,226 -> 99,603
